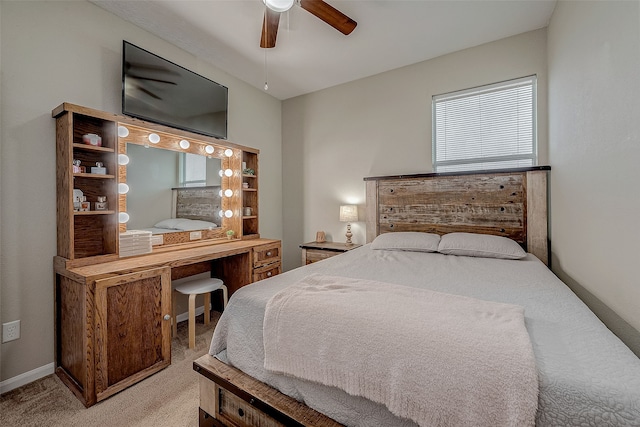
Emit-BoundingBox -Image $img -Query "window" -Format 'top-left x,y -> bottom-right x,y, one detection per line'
432,75 -> 537,172
179,152 -> 207,187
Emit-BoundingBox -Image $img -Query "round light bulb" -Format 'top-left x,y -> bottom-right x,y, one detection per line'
224,189 -> 233,197
224,169 -> 233,177
218,190 -> 223,197
205,145 -> 215,154
224,148 -> 233,157
148,133 -> 160,144
118,212 -> 130,223
179,139 -> 190,149
218,170 -> 224,177
118,126 -> 129,138
224,210 -> 233,218
218,210 -> 224,218
118,154 -> 130,165
118,183 -> 130,194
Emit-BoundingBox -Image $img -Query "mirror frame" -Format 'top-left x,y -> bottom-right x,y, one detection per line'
117,122 -> 243,249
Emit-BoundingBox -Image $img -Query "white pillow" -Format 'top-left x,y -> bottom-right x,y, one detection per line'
371,232 -> 440,252
153,218 -> 184,229
174,219 -> 218,231
437,232 -> 526,260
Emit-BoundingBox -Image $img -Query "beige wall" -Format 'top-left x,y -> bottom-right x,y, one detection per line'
0,1 -> 282,382
282,29 -> 548,271
547,0 -> 640,351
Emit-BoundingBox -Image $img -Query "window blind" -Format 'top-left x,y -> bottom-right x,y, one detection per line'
432,75 -> 537,172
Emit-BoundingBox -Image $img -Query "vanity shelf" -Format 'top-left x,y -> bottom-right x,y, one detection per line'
242,151 -> 259,238
55,105 -> 118,261
74,210 -> 116,216
72,143 -> 115,153
73,173 -> 115,179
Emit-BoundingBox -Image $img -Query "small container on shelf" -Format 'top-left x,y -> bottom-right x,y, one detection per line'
91,161 -> 106,175
82,133 -> 102,147
72,159 -> 81,173
95,196 -> 108,211
80,196 -> 90,211
73,189 -> 83,211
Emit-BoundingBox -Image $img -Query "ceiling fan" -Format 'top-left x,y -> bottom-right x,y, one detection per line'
260,0 -> 357,48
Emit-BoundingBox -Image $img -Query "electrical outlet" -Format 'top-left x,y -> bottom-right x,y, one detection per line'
2,320 -> 20,343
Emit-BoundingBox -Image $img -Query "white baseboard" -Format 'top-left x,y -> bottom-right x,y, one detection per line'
0,362 -> 55,394
0,305 -> 211,395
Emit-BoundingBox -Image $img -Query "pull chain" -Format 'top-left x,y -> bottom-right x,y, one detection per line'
264,47 -> 269,91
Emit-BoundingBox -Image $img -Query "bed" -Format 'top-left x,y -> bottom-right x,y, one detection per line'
194,167 -> 640,427
141,186 -> 223,245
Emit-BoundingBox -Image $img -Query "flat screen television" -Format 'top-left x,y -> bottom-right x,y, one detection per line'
122,41 -> 228,140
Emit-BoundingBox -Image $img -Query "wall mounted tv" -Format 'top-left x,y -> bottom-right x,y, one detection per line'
122,41 -> 228,140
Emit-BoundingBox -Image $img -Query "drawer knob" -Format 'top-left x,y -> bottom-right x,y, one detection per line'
238,408 -> 245,417
267,272 -> 272,277
163,314 -> 171,321
266,251 -> 272,256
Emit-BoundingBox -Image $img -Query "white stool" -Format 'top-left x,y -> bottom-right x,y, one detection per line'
172,277 -> 227,349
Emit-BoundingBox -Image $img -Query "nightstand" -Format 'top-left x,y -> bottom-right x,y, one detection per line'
300,241 -> 362,265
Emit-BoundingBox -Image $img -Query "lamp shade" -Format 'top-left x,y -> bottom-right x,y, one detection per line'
264,0 -> 294,13
339,205 -> 358,222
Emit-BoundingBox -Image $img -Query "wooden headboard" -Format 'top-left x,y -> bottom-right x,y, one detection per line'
364,167 -> 550,265
173,186 -> 221,224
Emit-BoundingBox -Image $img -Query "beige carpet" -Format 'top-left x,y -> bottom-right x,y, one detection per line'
0,312 -> 220,427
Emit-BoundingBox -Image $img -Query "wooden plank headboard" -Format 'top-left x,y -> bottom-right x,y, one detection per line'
364,167 -> 550,265
173,186 -> 221,224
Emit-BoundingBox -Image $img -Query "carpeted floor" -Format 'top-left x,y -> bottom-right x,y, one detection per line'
0,312 -> 220,427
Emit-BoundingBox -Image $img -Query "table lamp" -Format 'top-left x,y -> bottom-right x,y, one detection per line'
339,205 -> 358,245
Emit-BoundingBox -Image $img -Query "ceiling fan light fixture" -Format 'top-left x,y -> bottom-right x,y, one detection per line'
263,0 -> 294,13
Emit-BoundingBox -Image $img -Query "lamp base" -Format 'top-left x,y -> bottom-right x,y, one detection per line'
345,223 -> 353,245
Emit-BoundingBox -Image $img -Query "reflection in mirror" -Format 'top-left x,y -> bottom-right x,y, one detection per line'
126,143 -> 222,233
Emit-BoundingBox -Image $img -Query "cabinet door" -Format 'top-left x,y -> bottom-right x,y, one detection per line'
94,267 -> 171,401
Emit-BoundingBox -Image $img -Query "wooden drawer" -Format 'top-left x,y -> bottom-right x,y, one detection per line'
219,385 -> 285,427
305,249 -> 340,264
253,262 -> 281,282
253,242 -> 281,269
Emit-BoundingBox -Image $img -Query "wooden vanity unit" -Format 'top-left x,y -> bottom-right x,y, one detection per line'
53,103 -> 280,407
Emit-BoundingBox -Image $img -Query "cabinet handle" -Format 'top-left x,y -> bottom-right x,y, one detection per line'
266,251 -> 272,256
267,272 -> 272,277
163,314 -> 171,321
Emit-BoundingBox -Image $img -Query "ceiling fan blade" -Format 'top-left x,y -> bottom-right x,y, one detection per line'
300,0 -> 357,35
135,85 -> 162,100
260,8 -> 281,48
125,61 -> 179,76
127,74 -> 177,85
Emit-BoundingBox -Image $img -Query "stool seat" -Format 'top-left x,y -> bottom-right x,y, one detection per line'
172,277 -> 227,349
173,277 -> 224,295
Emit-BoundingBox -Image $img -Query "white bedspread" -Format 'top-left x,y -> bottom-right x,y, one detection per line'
263,274 -> 538,427
211,245 -> 640,426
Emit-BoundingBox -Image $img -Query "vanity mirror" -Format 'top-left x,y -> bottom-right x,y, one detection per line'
117,123 -> 243,247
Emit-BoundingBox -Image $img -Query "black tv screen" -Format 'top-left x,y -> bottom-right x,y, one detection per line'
122,41 -> 228,140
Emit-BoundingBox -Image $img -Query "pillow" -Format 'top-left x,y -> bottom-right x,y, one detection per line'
370,232 -> 440,252
174,219 -> 218,231
437,232 -> 526,260
153,218 -> 184,229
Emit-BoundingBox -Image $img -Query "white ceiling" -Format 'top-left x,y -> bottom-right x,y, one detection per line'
91,0 -> 557,100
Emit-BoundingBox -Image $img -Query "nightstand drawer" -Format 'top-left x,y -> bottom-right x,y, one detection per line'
253,242 -> 281,269
305,249 -> 339,264
253,262 -> 281,282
